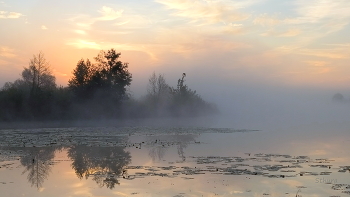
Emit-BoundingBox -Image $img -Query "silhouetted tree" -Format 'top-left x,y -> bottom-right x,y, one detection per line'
25,52 -> 56,93
51,86 -> 73,119
93,49 -> 132,100
68,59 -> 93,99
66,49 -> 132,118
24,52 -> 56,117
0,81 -> 30,120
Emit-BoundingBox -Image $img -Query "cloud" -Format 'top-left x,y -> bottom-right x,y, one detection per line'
284,0 -> 350,38
253,14 -> 281,26
53,69 -> 68,77
262,28 -> 301,37
0,46 -> 16,58
66,40 -> 101,50
304,61 -> 332,75
98,6 -> 123,21
326,43 -> 350,47
279,29 -> 301,37
114,20 -> 129,26
0,11 -> 23,19
298,48 -> 348,59
156,0 -> 250,25
41,25 -> 48,30
66,39 -> 144,51
305,60 -> 328,67
74,29 -> 87,35
65,39 -> 159,62
69,6 -> 124,30
293,0 -> 350,23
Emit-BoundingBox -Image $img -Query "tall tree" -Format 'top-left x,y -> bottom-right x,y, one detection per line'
25,52 -> 56,117
68,49 -> 132,101
68,59 -> 93,99
94,49 -> 132,100
67,49 -> 132,118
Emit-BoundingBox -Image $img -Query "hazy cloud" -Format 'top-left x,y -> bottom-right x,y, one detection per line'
73,29 -> 87,35
305,60 -> 329,67
41,25 -> 48,30
69,6 -> 124,29
98,6 -> 123,21
261,28 -> 301,37
66,40 -> 101,50
0,11 -> 23,19
156,0 -> 250,25
293,0 -> 350,23
253,14 -> 281,26
0,46 -> 16,58
297,48 -> 349,59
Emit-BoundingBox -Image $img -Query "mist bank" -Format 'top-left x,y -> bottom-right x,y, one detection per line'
2,80 -> 349,130
203,84 -> 350,130
0,116 -> 221,129
2,49 -> 350,130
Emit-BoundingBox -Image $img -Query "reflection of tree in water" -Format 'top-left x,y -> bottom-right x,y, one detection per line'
67,145 -> 131,189
148,134 -> 197,162
20,146 -> 59,189
149,144 -> 166,161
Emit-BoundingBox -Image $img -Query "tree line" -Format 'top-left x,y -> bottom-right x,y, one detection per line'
0,49 -> 217,121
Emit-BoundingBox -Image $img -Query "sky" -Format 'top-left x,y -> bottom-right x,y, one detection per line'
1,0 -> 350,102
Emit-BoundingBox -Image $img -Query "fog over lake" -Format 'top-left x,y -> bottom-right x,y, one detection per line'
2,0 -> 350,196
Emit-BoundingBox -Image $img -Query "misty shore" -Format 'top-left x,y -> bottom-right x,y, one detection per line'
0,116 -> 220,130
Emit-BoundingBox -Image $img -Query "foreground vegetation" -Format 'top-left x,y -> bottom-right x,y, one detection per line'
0,49 -> 217,121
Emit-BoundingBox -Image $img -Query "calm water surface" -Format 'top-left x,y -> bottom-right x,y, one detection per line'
0,125 -> 349,197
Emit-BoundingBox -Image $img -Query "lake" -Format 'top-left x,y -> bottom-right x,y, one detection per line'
0,125 -> 349,196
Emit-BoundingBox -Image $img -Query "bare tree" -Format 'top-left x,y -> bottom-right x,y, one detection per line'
23,52 -> 56,93
145,72 -> 171,116
147,72 -> 170,100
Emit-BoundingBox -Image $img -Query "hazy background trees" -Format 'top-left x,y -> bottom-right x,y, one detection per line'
142,72 -> 171,117
169,73 -> 216,117
332,93 -> 346,103
140,72 -> 217,117
0,49 -> 217,122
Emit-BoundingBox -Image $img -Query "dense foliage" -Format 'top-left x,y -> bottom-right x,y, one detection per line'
0,49 -> 217,121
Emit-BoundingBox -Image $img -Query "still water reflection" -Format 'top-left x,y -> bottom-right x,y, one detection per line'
68,145 -> 131,189
0,126 -> 349,196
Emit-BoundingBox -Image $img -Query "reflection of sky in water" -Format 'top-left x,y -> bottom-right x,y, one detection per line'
0,125 -> 350,197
